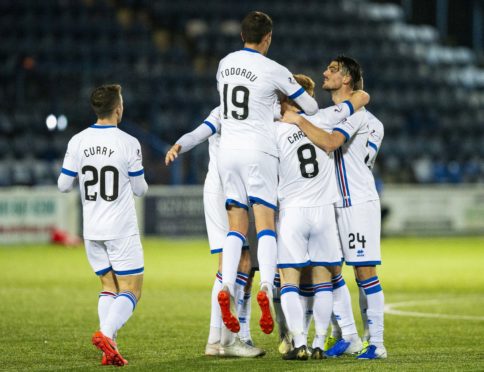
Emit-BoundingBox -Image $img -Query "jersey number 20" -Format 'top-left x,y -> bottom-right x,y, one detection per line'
297,144 -> 319,178
223,84 -> 249,120
82,165 -> 119,202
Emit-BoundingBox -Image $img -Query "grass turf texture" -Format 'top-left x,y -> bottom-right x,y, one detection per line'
1,236 -> 483,371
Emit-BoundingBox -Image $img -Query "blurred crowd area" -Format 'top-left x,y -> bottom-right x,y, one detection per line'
1,0 -> 483,187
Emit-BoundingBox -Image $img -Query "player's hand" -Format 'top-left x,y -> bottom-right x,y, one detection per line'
281,110 -> 301,125
165,144 -> 181,166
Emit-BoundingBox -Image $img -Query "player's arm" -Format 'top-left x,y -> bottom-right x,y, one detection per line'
58,138 -> 78,193
274,66 -> 319,115
366,121 -> 384,169
129,139 -> 148,197
281,111 -> 346,153
165,107 -> 221,166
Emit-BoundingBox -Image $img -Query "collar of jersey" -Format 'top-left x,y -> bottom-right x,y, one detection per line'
91,124 -> 116,129
242,47 -> 261,54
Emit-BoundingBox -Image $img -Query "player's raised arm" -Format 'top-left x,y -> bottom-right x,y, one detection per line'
165,107 -> 221,166
281,110 -> 346,153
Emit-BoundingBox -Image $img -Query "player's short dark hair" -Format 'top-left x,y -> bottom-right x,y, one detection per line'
90,84 -> 122,119
333,55 -> 363,90
241,11 -> 272,44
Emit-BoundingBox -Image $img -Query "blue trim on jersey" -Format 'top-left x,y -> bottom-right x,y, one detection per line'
61,168 -> 78,177
288,87 -> 305,100
310,260 -> 342,267
248,196 -> 278,211
114,267 -> 144,276
242,47 -> 261,54
345,260 -> 381,266
257,229 -> 277,239
333,127 -> 350,142
368,141 -> 378,152
203,120 -> 217,134
211,248 -> 223,254
128,169 -> 144,177
90,125 -> 116,129
342,100 -> 354,115
227,231 -> 246,243
225,199 -> 249,211
95,266 -> 113,276
277,261 -> 311,269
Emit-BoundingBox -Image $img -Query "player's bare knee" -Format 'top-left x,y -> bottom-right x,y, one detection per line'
354,265 -> 377,281
100,271 -> 118,293
312,266 -> 332,283
280,267 -> 301,285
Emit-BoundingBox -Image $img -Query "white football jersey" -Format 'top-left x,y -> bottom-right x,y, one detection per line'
276,102 -> 354,209
61,125 -> 144,240
331,109 -> 382,207
217,48 -> 306,157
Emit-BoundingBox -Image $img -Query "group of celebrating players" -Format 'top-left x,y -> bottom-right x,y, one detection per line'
58,10 -> 386,367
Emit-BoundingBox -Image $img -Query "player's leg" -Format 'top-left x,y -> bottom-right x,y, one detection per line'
280,267 -> 309,360
337,200 -> 386,359
354,265 -> 386,359
310,265 -> 333,357
299,266 -> 314,340
247,153 -> 279,335
356,277 -> 370,345
92,235 -> 144,366
236,250 -> 252,345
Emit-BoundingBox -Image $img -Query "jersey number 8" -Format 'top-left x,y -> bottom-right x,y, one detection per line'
297,143 -> 319,178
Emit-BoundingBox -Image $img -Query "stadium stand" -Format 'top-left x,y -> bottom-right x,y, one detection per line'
0,0 -> 483,185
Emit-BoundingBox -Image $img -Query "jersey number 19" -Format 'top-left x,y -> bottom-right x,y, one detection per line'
223,84 -> 249,120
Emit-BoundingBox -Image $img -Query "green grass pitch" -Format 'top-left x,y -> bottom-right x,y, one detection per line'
1,236 -> 483,371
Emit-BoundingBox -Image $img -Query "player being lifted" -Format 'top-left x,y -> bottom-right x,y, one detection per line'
165,108 -> 264,357
58,84 -> 148,366
216,10 -> 318,336
282,56 -> 386,360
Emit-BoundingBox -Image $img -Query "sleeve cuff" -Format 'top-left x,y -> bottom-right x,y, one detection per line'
61,168 -> 78,177
128,169 -> 144,177
333,127 -> 350,142
342,100 -> 354,115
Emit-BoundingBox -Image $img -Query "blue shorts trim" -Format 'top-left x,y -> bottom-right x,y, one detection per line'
277,261 -> 311,269
345,260 -> 381,266
225,199 -> 249,211
248,196 -> 277,211
114,267 -> 144,276
310,260 -> 342,267
95,266 -> 113,276
211,248 -> 223,254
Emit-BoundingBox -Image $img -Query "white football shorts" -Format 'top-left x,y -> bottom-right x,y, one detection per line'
85,234 -> 144,276
335,199 -> 381,266
203,190 -> 250,254
217,149 -> 278,211
277,205 -> 341,268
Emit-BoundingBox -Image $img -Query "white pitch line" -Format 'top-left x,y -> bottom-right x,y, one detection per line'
384,300 -> 484,321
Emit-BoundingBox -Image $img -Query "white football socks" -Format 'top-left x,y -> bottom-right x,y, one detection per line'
221,232 -> 245,295
257,230 -> 277,289
299,284 -> 314,337
101,291 -> 137,339
359,276 -> 384,345
312,282 -> 333,348
281,285 -> 306,347
332,274 -> 358,338
98,291 -> 116,330
208,273 -> 223,344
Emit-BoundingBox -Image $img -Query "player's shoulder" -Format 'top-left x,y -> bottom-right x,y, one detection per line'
117,128 -> 141,147
365,110 -> 384,130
